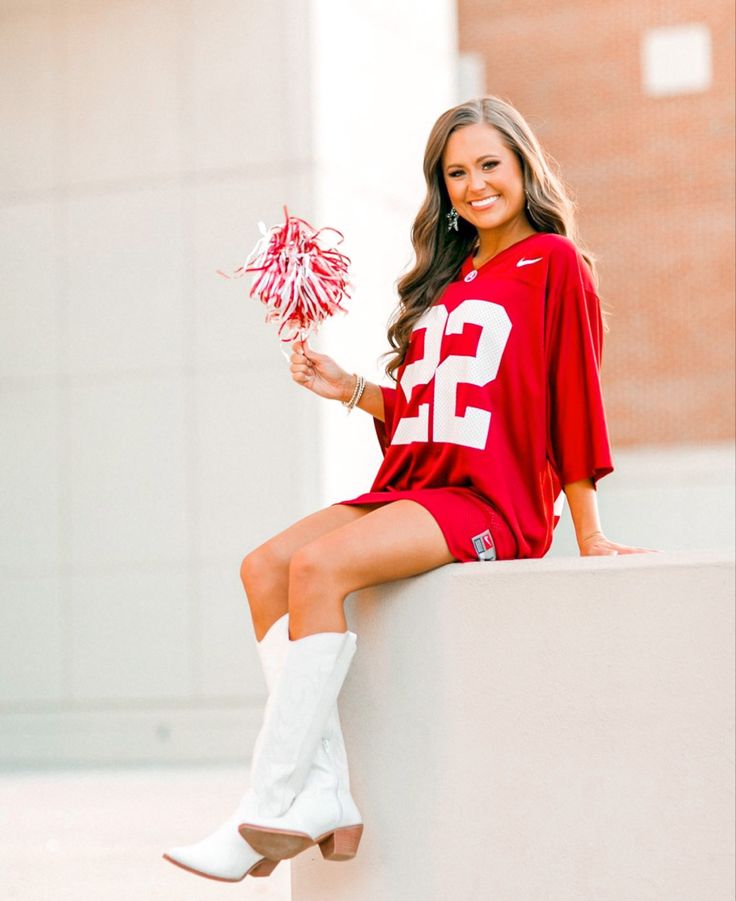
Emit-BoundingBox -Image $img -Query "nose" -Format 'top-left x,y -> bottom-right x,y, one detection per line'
468,167 -> 487,194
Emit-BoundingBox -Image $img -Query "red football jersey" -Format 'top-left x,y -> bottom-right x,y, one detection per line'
336,232 -> 614,561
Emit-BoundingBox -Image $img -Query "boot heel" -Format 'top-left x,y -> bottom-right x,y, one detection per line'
249,858 -> 279,878
319,824 -> 363,861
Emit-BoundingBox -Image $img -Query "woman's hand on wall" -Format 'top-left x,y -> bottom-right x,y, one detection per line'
289,338 -> 354,402
578,531 -> 658,556
564,478 -> 658,556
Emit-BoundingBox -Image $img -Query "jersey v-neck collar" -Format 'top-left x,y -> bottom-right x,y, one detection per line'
459,232 -> 542,280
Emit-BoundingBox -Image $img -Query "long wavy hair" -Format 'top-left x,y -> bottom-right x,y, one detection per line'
382,96 -> 608,382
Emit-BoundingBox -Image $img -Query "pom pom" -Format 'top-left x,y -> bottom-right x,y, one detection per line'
218,206 -> 351,343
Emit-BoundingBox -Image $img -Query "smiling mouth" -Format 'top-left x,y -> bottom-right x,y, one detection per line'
469,195 -> 500,209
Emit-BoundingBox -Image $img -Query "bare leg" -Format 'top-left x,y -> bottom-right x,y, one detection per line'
227,501 -> 453,868
240,503 -> 385,641
287,500 -> 456,638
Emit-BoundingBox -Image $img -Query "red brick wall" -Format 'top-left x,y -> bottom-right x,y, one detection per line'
458,0 -> 735,445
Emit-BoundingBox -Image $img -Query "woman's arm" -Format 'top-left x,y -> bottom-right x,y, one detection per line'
563,478 -> 604,553
339,376 -> 385,422
563,477 -> 657,556
290,339 -> 386,422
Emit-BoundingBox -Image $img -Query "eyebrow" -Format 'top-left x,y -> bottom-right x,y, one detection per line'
445,154 -> 500,170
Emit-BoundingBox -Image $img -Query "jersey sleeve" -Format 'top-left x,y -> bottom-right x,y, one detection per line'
373,384 -> 398,456
545,244 -> 614,488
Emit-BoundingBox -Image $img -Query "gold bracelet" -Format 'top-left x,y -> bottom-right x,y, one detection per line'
352,375 -> 366,409
341,374 -> 365,413
341,374 -> 359,408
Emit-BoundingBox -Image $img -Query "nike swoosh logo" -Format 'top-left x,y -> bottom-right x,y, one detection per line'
516,256 -> 543,267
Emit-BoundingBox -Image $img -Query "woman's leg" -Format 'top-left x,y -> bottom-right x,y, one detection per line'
288,499 -> 455,638
236,499 -> 455,861
240,503 -> 384,641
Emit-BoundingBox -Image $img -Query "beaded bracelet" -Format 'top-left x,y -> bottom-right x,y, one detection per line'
352,375 -> 366,410
341,374 -> 366,413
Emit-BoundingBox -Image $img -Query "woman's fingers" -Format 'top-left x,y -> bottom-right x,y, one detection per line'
290,346 -> 318,385
290,346 -> 316,369
291,338 -> 319,365
616,546 -> 659,554
289,339 -> 342,398
589,541 -> 659,556
298,338 -> 322,365
604,539 -> 658,554
291,339 -> 308,362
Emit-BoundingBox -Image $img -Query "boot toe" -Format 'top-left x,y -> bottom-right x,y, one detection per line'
162,823 -> 268,882
163,847 -> 241,882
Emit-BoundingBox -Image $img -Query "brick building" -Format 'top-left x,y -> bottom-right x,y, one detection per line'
459,0 -> 735,446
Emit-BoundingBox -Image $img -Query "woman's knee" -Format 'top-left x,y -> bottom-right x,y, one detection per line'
287,543 -> 347,630
240,541 -> 290,598
288,541 -> 345,593
289,541 -> 321,578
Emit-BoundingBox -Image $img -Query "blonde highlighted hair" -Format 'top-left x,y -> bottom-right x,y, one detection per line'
382,96 -> 607,381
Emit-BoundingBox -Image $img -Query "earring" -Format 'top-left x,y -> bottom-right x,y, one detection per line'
446,207 -> 459,232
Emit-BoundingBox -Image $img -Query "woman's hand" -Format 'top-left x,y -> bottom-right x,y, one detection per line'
289,338 -> 354,402
578,531 -> 659,556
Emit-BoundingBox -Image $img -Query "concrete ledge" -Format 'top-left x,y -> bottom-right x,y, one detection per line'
292,553 -> 735,901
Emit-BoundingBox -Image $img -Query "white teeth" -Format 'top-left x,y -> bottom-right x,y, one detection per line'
469,195 -> 500,209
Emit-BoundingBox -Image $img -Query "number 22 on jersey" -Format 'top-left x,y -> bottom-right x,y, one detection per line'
391,299 -> 512,450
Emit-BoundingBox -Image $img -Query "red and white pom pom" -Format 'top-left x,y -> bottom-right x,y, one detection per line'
219,206 -> 351,344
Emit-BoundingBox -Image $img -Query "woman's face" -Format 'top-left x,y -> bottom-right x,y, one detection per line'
441,122 -> 528,236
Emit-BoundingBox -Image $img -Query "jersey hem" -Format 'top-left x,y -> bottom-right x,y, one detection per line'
332,488 -> 517,563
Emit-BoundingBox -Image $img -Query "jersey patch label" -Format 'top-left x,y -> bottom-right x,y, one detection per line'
472,528 -> 497,561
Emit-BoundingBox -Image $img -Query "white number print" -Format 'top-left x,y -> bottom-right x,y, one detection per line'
391,299 -> 512,449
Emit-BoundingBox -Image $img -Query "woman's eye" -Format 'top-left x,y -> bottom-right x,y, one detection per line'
448,170 -> 464,178
482,161 -> 498,170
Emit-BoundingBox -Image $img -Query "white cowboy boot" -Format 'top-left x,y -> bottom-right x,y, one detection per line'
249,615 -> 363,862
238,629 -> 364,862
163,616 -> 362,878
161,619 -> 292,882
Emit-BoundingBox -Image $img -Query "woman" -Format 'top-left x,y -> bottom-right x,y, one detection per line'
163,96 -> 653,883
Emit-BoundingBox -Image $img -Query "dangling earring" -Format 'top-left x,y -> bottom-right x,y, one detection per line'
446,207 -> 459,232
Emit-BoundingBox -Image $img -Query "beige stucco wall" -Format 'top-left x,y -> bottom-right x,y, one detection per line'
0,0 -> 457,766
294,552 -> 736,900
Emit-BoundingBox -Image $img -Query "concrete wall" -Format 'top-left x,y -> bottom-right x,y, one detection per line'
549,442 -> 735,557
0,0 -> 457,766
0,0 -> 319,765
293,552 -> 735,900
